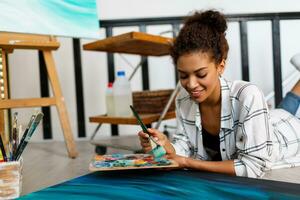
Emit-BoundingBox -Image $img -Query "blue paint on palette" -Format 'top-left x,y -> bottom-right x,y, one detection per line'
20,170 -> 300,199
0,0 -> 99,38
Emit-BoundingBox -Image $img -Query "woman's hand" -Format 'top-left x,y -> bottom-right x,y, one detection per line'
138,128 -> 175,155
166,154 -> 188,168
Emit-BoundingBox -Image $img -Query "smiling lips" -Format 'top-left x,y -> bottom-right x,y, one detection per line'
190,89 -> 205,98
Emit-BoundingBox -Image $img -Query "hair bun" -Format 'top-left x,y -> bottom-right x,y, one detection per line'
185,10 -> 227,34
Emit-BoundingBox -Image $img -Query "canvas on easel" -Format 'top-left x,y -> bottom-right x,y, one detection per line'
0,32 -> 78,158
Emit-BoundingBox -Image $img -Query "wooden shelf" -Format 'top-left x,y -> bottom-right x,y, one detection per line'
85,31 -> 176,152
83,31 -> 173,56
89,111 -> 176,125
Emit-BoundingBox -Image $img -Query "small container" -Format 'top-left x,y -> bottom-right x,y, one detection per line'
105,82 -> 115,116
113,71 -> 133,117
0,159 -> 22,199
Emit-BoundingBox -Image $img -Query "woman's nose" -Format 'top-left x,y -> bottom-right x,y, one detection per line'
187,76 -> 198,89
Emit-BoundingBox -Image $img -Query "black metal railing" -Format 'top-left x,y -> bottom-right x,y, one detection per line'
40,12 -> 300,138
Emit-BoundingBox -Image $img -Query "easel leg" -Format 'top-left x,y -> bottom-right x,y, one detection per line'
43,50 -> 78,158
0,49 -> 4,140
0,49 -> 9,149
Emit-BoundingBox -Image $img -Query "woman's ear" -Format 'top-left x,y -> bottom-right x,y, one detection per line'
218,59 -> 226,76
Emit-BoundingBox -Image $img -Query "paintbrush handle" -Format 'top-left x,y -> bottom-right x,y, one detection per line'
130,105 -> 160,147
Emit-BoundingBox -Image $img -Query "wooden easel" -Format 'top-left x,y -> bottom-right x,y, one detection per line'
0,32 -> 78,158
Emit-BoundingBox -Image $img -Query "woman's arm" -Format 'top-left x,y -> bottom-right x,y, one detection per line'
232,84 -> 276,177
169,155 -> 236,176
139,128 -> 236,176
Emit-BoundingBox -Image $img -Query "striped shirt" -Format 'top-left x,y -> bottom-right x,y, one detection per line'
172,76 -> 300,178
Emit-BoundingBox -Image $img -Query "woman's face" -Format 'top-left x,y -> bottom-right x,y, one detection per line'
177,51 -> 224,104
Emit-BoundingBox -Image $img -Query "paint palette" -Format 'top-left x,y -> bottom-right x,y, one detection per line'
89,154 -> 179,171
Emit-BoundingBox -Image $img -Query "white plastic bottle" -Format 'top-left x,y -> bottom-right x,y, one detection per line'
113,70 -> 133,116
105,82 -> 115,116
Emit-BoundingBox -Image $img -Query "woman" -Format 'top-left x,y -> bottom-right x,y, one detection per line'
139,10 -> 300,178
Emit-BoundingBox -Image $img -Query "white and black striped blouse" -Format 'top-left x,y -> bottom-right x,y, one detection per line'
172,76 -> 300,178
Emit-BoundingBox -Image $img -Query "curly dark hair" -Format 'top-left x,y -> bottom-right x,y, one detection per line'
170,10 -> 229,65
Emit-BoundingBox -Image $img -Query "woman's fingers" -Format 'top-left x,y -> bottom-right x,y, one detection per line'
140,140 -> 151,147
165,154 -> 172,159
138,131 -> 149,138
138,131 -> 149,141
147,128 -> 167,140
139,139 -> 152,152
138,131 -> 152,153
138,128 -> 170,152
147,128 -> 161,137
139,128 -> 164,140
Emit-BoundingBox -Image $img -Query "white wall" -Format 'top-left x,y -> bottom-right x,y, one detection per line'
6,0 -> 300,141
98,0 -> 300,19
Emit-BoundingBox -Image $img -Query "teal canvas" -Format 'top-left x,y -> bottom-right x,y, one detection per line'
20,170 -> 300,199
0,0 -> 99,39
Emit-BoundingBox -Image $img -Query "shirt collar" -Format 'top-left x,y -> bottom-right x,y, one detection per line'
194,76 -> 233,131
219,76 -> 234,130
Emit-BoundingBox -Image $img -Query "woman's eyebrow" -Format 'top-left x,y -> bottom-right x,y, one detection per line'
178,67 -> 208,73
194,67 -> 208,73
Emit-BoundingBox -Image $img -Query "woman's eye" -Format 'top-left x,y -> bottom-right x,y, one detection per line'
197,74 -> 207,78
179,74 -> 188,79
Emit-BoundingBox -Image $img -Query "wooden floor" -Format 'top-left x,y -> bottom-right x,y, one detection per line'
21,141 -> 300,196
21,141 -> 131,195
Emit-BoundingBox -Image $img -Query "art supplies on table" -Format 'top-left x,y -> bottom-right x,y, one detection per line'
89,154 -> 178,172
0,111 -> 43,198
129,105 -> 167,159
0,111 -> 44,162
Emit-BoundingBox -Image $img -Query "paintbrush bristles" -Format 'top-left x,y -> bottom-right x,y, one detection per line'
150,145 -> 166,159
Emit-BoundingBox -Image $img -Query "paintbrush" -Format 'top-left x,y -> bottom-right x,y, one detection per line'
10,112 -> 18,160
130,105 -> 166,159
